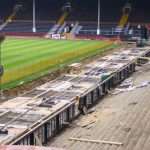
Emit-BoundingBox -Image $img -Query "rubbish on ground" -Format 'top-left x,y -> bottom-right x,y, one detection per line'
94,69 -> 108,75
87,108 -> 96,114
77,109 -> 115,128
122,127 -> 131,132
42,98 -> 60,105
111,78 -> 149,95
123,78 -> 133,83
111,84 -> 136,95
80,120 -> 95,127
128,102 -> 138,106
18,81 -> 24,85
136,81 -> 149,88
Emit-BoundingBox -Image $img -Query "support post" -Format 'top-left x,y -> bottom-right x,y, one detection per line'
97,0 -> 100,35
33,0 -> 36,33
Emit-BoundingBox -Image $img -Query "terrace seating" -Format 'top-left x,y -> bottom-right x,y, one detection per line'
78,23 -> 145,37
78,23 -> 117,35
47,24 -> 61,34
1,22 -> 54,33
80,23 -> 117,31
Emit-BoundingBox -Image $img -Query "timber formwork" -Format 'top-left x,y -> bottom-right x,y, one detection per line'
0,47 -> 150,146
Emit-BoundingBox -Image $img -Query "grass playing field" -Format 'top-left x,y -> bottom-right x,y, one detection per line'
1,37 -> 119,89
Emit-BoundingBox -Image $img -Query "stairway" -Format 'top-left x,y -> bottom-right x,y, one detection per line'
115,12 -> 129,33
57,12 -> 68,25
57,21 -> 66,34
47,24 -> 61,35
47,11 -> 69,35
119,13 -> 129,27
70,22 -> 82,35
115,26 -> 124,33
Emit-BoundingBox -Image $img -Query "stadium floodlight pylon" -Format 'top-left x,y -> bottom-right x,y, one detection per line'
0,4 -> 22,31
56,1 -> 71,25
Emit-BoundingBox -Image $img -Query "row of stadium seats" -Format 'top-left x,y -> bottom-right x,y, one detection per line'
1,22 -> 54,33
1,22 -> 117,34
1,21 -> 148,37
78,23 -> 149,37
80,23 -> 117,31
78,23 -> 118,35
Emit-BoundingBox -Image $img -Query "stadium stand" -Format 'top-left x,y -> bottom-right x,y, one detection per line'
0,20 -> 146,38
80,23 -> 117,31
0,0 -> 149,38
1,21 -> 54,33
0,0 -> 149,23
47,2 -> 71,35
78,23 -> 119,35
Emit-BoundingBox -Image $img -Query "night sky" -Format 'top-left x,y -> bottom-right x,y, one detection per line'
1,0 -> 149,11
0,0 -> 150,22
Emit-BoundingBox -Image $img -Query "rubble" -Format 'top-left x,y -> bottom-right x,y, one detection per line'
136,81 -> 149,88
112,77 -> 149,95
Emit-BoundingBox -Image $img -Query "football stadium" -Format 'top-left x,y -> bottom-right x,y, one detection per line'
0,0 -> 150,150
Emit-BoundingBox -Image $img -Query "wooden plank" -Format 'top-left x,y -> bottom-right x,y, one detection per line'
69,138 -> 123,146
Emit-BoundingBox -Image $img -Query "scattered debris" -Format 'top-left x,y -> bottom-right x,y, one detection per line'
39,103 -> 52,108
18,81 -> 24,85
111,78 -> 136,94
63,122 -> 71,126
136,81 -> 149,88
122,127 -> 131,132
0,128 -> 8,135
42,97 -> 60,105
112,86 -> 136,95
80,120 -> 95,127
112,77 -> 149,95
118,122 -> 131,132
128,102 -> 138,106
94,69 -> 108,76
87,107 -> 96,114
123,77 -> 133,83
83,106 -> 88,115
76,108 -> 115,128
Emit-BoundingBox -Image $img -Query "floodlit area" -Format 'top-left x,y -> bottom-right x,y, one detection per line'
1,38 -> 115,89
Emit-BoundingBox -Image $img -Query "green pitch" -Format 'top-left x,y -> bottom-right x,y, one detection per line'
1,37 -> 119,89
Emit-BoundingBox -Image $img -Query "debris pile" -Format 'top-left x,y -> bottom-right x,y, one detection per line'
74,107 -> 115,129
112,78 -> 149,95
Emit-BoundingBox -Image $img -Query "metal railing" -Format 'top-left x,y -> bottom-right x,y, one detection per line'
78,29 -> 144,37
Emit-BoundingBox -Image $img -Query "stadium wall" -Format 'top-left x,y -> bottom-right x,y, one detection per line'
5,32 -> 45,38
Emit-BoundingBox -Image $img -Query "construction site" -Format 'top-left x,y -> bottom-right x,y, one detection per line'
0,0 -> 150,150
